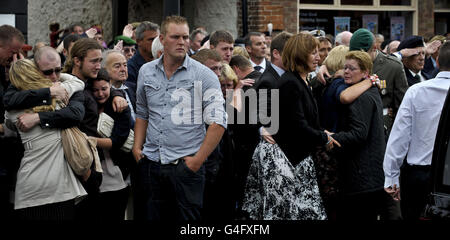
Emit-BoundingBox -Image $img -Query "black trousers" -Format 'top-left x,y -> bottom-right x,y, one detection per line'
136,157 -> 205,221
337,189 -> 387,220
400,164 -> 431,220
15,199 -> 75,220
98,187 -> 129,220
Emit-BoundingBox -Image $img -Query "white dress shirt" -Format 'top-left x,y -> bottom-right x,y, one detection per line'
384,71 -> 450,188
250,58 -> 266,73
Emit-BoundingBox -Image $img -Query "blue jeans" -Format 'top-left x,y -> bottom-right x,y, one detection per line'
136,157 -> 205,221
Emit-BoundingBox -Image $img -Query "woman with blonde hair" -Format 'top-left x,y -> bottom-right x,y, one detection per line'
5,59 -> 87,220
219,63 -> 238,99
232,46 -> 250,60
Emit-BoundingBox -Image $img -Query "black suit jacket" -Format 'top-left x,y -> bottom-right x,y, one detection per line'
273,71 -> 328,166
124,87 -> 136,113
404,66 -> 433,86
3,84 -> 85,129
254,63 -> 286,132
423,57 -> 437,76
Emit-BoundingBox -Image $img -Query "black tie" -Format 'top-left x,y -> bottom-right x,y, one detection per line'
254,66 -> 263,72
414,74 -> 421,82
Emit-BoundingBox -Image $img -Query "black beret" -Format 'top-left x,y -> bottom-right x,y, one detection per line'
397,36 -> 424,51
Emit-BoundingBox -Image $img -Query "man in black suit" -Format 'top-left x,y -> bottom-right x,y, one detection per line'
254,31 -> 293,141
396,36 -> 433,86
229,55 -> 261,217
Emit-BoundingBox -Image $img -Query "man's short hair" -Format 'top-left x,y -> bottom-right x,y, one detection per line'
34,46 -> 60,66
229,54 -> 252,71
438,41 -> 450,71
270,31 -> 293,58
0,25 -> 25,45
160,16 -> 187,35
335,31 -> 351,46
135,21 -> 160,40
191,49 -> 222,64
190,29 -> 207,42
63,34 -> 82,51
210,30 -> 234,47
244,32 -> 263,47
318,36 -> 332,45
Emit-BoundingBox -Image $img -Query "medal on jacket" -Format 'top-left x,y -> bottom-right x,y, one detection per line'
370,74 -> 387,95
380,80 -> 387,95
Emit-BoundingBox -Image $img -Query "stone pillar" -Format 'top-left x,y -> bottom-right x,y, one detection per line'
418,0 -> 435,40
193,0 -> 238,38
128,0 -> 163,27
28,0 -> 112,47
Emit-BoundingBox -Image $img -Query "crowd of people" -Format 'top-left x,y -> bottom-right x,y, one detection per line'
0,16 -> 449,221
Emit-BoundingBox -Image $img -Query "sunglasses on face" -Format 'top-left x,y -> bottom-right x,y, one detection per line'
42,67 -> 62,75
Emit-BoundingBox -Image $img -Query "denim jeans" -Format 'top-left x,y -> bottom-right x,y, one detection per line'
136,157 -> 205,221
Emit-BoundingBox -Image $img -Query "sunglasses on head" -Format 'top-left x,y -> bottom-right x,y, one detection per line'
42,67 -> 62,75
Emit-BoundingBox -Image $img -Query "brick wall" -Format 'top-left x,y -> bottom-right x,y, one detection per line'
237,0 -> 297,37
418,0 -> 435,40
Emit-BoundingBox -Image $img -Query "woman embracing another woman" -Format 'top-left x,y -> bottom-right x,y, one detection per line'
243,33 -> 337,220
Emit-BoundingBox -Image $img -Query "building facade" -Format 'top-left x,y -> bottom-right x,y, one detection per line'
1,0 -> 446,46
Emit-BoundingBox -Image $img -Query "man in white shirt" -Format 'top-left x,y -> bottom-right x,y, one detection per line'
244,32 -> 268,73
383,41 -> 450,220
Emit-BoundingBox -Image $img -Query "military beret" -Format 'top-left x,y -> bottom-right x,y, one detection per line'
349,28 -> 374,52
397,35 -> 424,51
114,35 -> 136,46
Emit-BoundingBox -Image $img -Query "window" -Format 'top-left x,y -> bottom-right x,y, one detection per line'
341,0 -> 373,5
300,0 -> 333,4
435,0 -> 450,9
380,0 -> 411,5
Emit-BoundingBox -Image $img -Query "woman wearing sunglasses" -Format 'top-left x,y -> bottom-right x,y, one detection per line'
5,59 -> 87,220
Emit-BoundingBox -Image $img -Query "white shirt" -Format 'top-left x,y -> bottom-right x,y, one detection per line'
250,58 -> 266,73
383,71 -> 450,188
